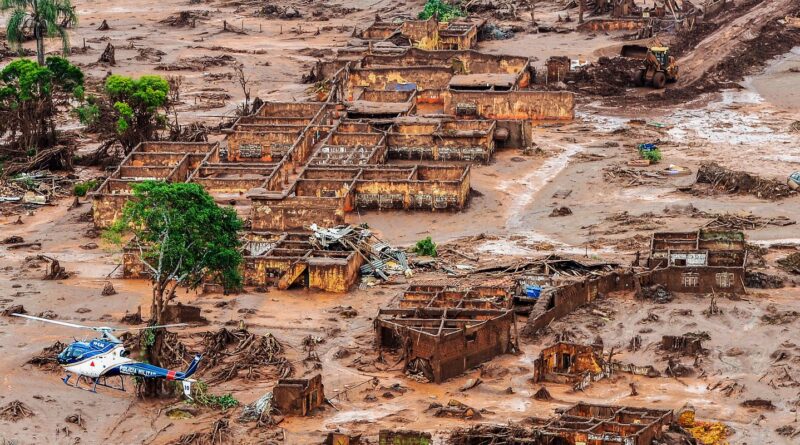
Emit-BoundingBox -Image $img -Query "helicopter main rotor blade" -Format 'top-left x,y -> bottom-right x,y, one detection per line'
12,314 -> 96,330
115,323 -> 189,332
13,314 -> 190,333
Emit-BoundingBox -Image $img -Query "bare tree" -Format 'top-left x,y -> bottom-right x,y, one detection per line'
233,64 -> 251,116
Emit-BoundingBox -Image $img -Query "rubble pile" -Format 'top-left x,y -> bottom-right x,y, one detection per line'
744,271 -> 784,289
695,162 -> 797,200
603,165 -> 664,186
777,252 -> 800,274
173,418 -> 230,445
427,399 -> 482,419
569,57 -> 642,96
155,55 -> 236,72
25,341 -> 69,373
702,213 -> 795,230
158,10 -> 210,27
0,401 -> 33,422
448,423 -> 538,444
0,170 -> 77,215
199,327 -> 291,384
310,224 -> 410,281
703,10 -> 800,87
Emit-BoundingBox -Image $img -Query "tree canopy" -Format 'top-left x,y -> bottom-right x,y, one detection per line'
418,0 -> 464,22
114,181 -> 243,323
78,74 -> 170,151
1,0 -> 78,65
0,56 -> 83,169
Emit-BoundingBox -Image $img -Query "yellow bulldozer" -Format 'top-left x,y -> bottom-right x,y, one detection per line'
621,45 -> 679,89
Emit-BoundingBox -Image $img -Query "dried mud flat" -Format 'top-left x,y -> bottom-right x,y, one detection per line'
1,0 -> 800,444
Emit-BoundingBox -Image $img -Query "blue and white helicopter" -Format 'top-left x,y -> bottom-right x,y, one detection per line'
14,314 -> 202,398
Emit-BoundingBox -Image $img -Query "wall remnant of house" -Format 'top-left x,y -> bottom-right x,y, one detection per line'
375,308 -> 515,383
661,334 -> 705,355
378,429 -> 432,445
532,342 -> 605,384
647,230 -> 747,294
272,374 -> 325,416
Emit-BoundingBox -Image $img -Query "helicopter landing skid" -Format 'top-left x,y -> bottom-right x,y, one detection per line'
63,373 -> 126,393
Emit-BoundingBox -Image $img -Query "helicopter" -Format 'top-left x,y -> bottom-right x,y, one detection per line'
14,314 -> 202,399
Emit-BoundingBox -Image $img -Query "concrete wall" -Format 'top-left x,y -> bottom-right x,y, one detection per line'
92,193 -> 130,229
445,90 -> 575,121
522,271 -> 640,336
378,430 -> 432,445
250,196 -> 345,231
226,131 -> 299,162
648,266 -> 745,293
346,66 -> 454,98
273,374 -> 324,416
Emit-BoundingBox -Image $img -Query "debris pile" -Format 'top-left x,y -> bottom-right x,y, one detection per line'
200,327 -> 291,384
0,400 -> 34,422
641,284 -> 673,303
702,212 -> 794,230
173,418 -> 230,445
532,386 -> 552,401
777,252 -> 800,274
448,423 -> 538,444
1,305 -> 26,317
240,392 -> 277,425
159,10 -> 209,27
603,165 -> 664,186
156,55 -> 235,72
258,4 -> 303,19
549,206 -> 572,217
1,170 -> 76,215
695,162 -> 797,200
744,271 -> 784,289
427,399 -> 482,419
310,224 -> 410,281
26,341 -> 68,373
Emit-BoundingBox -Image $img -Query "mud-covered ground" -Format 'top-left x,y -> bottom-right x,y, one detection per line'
1,0 -> 800,444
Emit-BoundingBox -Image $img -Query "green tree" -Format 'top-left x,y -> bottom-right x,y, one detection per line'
109,181 -> 242,396
0,56 -> 82,174
1,0 -> 78,66
78,74 -> 170,152
418,0 -> 464,22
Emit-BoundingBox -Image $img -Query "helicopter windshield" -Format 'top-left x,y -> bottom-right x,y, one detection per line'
57,344 -> 92,364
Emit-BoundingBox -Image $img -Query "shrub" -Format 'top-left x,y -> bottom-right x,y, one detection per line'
73,179 -> 98,197
413,236 -> 438,257
640,148 -> 662,163
418,0 -> 464,22
189,382 -> 240,410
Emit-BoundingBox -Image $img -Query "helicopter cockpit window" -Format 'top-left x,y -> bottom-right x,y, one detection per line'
59,344 -> 90,362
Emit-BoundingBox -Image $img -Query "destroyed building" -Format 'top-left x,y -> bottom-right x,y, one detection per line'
532,342 -> 605,386
374,307 -> 516,383
272,374 -> 325,416
540,403 -> 674,445
94,16 -> 577,297
449,403 -> 676,445
646,230 -> 747,293
91,141 -> 220,227
399,284 -> 514,310
532,341 -> 659,391
124,224 -> 407,293
578,0 -> 700,34
241,231 -> 363,293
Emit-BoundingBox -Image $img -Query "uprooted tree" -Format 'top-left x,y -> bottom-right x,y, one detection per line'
107,181 -> 243,396
0,56 -> 84,176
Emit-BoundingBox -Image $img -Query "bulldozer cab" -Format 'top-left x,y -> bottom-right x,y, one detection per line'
650,47 -> 670,67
